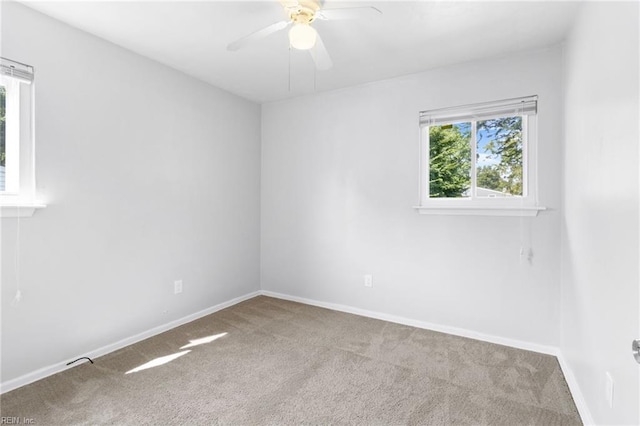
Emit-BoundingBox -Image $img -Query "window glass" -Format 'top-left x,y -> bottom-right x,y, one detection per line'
476,116 -> 523,197
428,122 -> 471,198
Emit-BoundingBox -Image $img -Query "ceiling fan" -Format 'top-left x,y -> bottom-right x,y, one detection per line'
226,0 -> 382,70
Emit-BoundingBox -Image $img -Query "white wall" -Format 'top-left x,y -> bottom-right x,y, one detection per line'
5,3 -> 638,421
1,2 -> 261,383
562,2 -> 640,424
261,47 -> 564,347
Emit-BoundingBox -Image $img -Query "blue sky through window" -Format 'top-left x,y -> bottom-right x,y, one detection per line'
451,122 -> 500,168
477,125 -> 501,168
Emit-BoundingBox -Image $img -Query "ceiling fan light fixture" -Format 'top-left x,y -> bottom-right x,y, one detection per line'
288,23 -> 317,50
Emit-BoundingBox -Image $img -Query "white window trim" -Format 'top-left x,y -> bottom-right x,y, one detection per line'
414,96 -> 545,217
0,59 -> 46,218
0,202 -> 47,218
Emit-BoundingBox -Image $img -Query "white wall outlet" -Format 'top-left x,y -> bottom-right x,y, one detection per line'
364,274 -> 373,288
605,372 -> 614,408
174,280 -> 183,294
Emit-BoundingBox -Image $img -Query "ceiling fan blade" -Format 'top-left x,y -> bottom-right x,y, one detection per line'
227,21 -> 290,51
316,6 -> 382,21
309,33 -> 332,70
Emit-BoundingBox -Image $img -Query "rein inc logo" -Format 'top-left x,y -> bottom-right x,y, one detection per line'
1,418 -> 35,425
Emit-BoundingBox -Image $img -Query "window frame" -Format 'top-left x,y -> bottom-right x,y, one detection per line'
0,58 -> 45,218
415,97 -> 545,217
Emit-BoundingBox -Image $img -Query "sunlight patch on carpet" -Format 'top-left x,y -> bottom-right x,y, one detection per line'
180,332 -> 228,350
125,350 -> 191,375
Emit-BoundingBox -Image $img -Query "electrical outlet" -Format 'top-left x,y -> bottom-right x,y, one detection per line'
174,280 -> 183,294
605,372 -> 614,408
364,275 -> 373,288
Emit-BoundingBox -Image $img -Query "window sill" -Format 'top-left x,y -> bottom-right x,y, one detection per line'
413,205 -> 546,217
1,202 -> 47,218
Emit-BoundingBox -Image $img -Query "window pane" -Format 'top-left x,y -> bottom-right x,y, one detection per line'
429,122 -> 471,198
476,116 -> 523,197
0,85 -> 5,192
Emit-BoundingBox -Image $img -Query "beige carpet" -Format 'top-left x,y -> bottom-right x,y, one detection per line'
1,296 -> 581,425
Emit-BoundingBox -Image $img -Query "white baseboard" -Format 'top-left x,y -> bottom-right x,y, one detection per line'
260,290 -> 558,355
260,290 -> 594,424
0,291 -> 260,395
556,351 -> 595,425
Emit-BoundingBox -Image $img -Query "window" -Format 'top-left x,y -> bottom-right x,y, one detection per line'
415,96 -> 544,216
0,57 -> 44,217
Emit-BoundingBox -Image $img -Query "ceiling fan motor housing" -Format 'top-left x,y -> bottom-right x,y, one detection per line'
287,0 -> 321,24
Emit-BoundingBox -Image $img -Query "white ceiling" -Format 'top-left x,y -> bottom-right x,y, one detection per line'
21,1 -> 580,103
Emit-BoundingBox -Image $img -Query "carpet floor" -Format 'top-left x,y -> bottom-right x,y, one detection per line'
1,296 -> 581,425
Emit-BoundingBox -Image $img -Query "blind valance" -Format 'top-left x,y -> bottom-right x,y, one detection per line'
419,96 -> 537,127
1,57 -> 34,84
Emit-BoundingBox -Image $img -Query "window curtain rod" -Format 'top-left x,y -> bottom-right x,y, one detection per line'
1,56 -> 34,84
